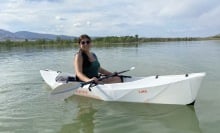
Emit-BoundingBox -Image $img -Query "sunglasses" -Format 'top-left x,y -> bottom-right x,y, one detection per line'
80,40 -> 90,45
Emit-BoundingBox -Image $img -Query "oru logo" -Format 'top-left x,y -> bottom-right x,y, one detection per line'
138,89 -> 148,94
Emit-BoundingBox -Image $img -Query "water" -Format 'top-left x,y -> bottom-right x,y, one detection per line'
0,40 -> 220,133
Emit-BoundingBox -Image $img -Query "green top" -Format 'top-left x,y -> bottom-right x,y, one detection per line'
82,53 -> 100,78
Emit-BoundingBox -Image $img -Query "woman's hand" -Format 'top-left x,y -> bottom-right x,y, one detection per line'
87,77 -> 98,83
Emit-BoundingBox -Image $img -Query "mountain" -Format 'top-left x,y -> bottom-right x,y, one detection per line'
0,29 -> 76,41
0,29 -> 19,41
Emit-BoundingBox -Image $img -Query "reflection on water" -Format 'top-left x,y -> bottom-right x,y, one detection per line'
59,97 -> 97,133
59,96 -> 201,133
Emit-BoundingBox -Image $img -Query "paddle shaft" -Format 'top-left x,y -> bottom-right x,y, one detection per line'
81,67 -> 135,87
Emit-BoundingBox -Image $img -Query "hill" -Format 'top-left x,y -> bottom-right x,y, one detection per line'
0,29 -> 75,41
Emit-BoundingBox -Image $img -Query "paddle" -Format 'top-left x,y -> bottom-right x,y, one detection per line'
49,67 -> 135,100
81,66 -> 135,87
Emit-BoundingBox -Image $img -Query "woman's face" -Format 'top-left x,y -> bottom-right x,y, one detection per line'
79,38 -> 92,52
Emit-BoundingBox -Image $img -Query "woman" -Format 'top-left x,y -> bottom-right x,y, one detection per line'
74,34 -> 122,84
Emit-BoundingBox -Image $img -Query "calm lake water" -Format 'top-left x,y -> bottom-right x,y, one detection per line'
0,40 -> 220,133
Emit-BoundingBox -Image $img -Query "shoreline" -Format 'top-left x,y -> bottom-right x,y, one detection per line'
0,36 -> 219,46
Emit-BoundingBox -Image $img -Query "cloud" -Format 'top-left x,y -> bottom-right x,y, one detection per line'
0,0 -> 220,37
55,16 -> 66,21
73,23 -> 82,27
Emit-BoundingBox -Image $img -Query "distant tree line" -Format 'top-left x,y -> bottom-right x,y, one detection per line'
0,37 -> 75,46
0,35 -> 218,46
138,37 -> 203,42
93,35 -> 139,44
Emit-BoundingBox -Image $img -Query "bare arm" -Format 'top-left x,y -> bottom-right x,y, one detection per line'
99,67 -> 113,76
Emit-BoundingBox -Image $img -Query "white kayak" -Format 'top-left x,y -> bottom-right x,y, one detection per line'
40,69 -> 205,105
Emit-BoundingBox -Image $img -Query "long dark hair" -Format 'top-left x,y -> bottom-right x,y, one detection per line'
78,34 -> 92,67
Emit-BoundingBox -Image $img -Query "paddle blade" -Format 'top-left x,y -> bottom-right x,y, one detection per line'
130,67 -> 135,70
49,82 -> 81,100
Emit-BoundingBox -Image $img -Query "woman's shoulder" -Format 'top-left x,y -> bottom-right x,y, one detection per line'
74,51 -> 83,59
75,50 -> 85,56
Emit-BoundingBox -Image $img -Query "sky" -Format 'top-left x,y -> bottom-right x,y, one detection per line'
0,0 -> 220,37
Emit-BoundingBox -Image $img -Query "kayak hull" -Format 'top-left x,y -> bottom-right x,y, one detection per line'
40,70 -> 205,105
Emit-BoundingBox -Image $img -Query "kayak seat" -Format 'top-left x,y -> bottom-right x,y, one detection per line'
120,76 -> 124,82
56,74 -> 76,83
68,76 -> 76,82
120,75 -> 132,82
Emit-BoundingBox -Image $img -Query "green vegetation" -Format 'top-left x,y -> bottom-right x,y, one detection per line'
0,37 -> 75,47
0,35 -> 219,47
212,34 -> 220,39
